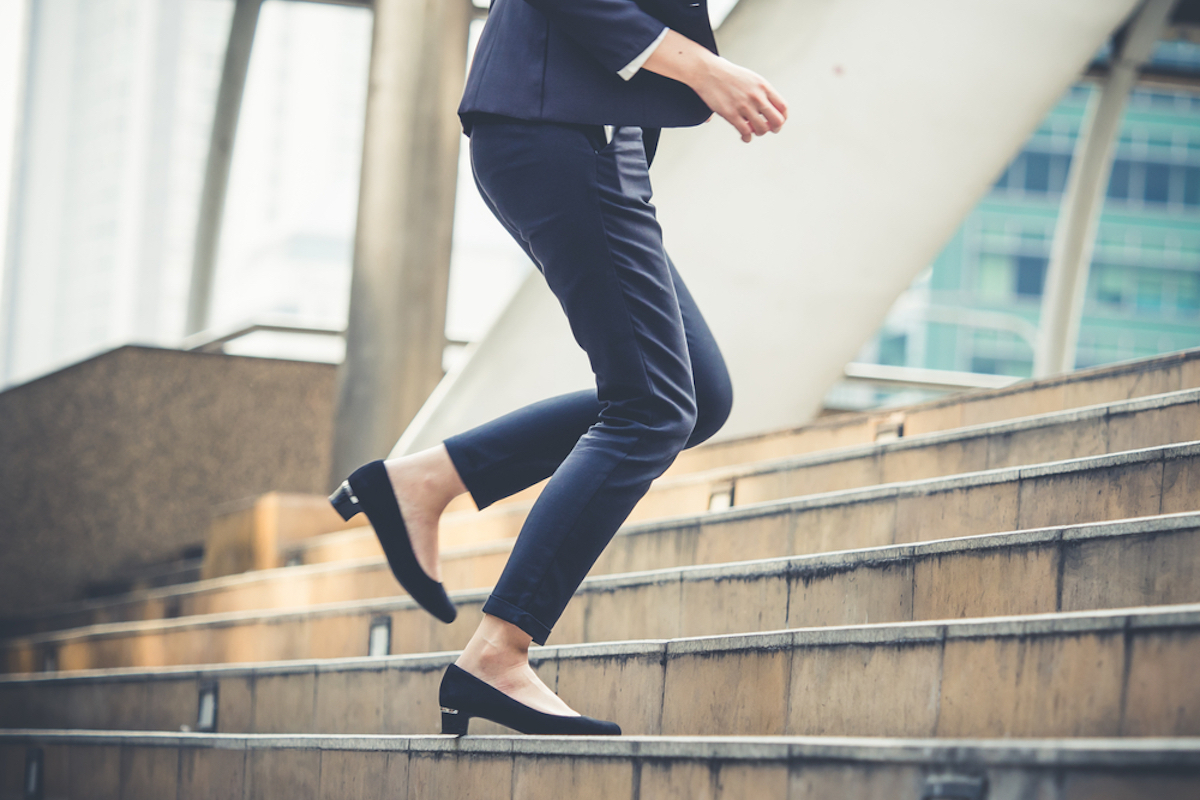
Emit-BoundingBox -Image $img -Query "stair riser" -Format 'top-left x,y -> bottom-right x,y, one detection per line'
733,399 -> 1198,507
7,521 -> 1196,674
297,444 -> 1200,614
16,399 -> 1191,642
600,447 -> 1200,574
302,424 -> 1200,575
0,547 -> 513,647
3,738 -> 1198,800
3,441 -> 1196,673
4,611 -> 1199,739
409,398 -> 1200,553
666,350 -> 1200,475
17,354 -> 1188,642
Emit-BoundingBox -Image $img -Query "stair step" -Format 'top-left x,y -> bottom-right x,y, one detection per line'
2,730 -> 1198,800
665,347 -> 1200,476
302,390 -> 1200,570
80,554 -> 206,601
444,440 -> 1200,615
4,604 -> 1199,739
5,512 -> 1197,674
429,387 -> 1200,551
434,348 -> 1200,517
598,439 -> 1200,574
7,389 -> 1195,642
0,538 -> 511,641
7,350 -> 1198,798
3,438 -> 1197,672
7,388 -> 1195,645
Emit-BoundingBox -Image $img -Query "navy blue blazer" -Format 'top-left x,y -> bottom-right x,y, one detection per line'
459,0 -> 718,134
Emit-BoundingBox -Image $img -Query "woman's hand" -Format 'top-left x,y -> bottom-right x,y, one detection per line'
643,29 -> 787,143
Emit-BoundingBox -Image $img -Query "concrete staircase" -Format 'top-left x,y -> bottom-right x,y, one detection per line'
3,349 -> 1200,798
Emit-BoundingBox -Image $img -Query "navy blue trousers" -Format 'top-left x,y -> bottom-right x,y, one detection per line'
443,118 -> 732,644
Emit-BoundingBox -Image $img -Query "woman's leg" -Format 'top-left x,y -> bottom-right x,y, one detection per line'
443,253 -> 732,511
445,119 -> 705,714
383,254 -> 731,597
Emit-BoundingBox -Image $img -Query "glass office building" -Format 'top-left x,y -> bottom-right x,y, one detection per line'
844,40 -> 1200,408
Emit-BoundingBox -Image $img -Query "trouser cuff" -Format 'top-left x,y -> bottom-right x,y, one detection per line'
442,436 -> 496,510
482,595 -> 552,645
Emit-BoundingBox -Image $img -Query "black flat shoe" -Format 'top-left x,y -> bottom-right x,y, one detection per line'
330,460 -> 456,623
438,663 -> 621,736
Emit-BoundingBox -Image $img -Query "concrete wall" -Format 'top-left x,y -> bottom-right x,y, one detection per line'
0,346 -> 336,617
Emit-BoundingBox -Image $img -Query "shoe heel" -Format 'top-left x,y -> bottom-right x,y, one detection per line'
329,481 -> 362,521
441,707 -> 469,736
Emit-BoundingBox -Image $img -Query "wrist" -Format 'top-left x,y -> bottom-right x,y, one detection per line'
643,29 -> 719,88
681,48 -> 722,89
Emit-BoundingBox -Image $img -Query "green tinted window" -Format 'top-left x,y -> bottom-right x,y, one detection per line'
1136,270 -> 1163,312
1095,266 -> 1125,306
1178,273 -> 1200,314
976,255 -> 1011,301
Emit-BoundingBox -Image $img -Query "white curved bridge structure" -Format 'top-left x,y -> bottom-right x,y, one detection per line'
396,0 -> 1143,454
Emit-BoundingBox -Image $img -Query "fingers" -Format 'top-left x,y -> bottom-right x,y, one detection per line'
732,99 -> 785,140
765,85 -> 788,120
728,113 -> 754,142
744,104 -> 771,136
699,58 -> 789,143
736,81 -> 788,140
750,81 -> 787,135
721,104 -> 774,143
759,101 -> 786,133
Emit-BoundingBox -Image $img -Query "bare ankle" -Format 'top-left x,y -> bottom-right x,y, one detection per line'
385,445 -> 466,513
457,615 -> 533,675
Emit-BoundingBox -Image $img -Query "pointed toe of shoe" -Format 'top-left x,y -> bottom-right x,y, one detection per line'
589,718 -> 621,736
428,593 -> 457,624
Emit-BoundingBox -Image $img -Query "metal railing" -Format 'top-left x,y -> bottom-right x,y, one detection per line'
181,317 -> 346,354
181,317 -> 470,357
842,362 -> 1020,392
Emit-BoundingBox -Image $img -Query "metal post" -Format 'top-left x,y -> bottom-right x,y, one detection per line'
1033,0 -> 1176,377
328,0 -> 471,485
184,0 -> 262,337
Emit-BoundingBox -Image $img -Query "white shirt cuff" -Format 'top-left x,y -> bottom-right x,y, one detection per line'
618,27 -> 668,81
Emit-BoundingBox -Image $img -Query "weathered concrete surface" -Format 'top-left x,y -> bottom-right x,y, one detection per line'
200,493 -> 364,581
7,383 -> 1193,646
663,347 -> 1200,476
0,346 -> 337,621
2,732 -> 1199,800
448,388 -> 1200,539
6,511 -> 1198,669
2,450 -> 1197,672
4,605 -> 1200,739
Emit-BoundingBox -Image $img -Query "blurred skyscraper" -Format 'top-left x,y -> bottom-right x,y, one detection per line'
0,0 -> 372,387
1,0 -> 230,386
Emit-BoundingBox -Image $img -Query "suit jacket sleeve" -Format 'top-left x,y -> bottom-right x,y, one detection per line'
521,0 -> 668,75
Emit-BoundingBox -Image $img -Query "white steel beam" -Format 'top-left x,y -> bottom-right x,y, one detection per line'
1033,0 -> 1177,377
184,0 -> 262,337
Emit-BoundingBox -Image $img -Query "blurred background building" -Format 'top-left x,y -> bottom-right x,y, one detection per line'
829,40 -> 1200,410
0,0 -> 373,385
1,0 -> 1197,419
